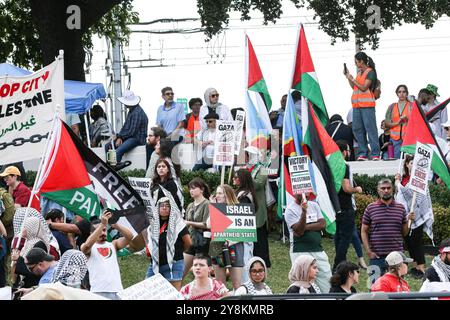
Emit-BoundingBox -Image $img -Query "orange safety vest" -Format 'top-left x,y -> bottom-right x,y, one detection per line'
389,101 -> 411,141
351,68 -> 376,108
186,113 -> 200,142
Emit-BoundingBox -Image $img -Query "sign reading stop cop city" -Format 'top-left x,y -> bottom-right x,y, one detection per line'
213,120 -> 235,166
209,203 -> 257,242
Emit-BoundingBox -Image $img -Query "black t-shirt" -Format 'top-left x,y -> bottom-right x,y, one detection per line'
286,285 -> 317,294
152,179 -> 182,211
379,133 -> 390,152
338,165 -> 353,210
425,266 -> 441,282
14,240 -> 47,288
158,220 -> 188,266
329,285 -> 357,293
75,219 -> 91,248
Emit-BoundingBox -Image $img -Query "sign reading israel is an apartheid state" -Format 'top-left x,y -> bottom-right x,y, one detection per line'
288,155 -> 314,195
213,120 -> 235,166
0,58 -> 65,165
408,142 -> 433,195
209,203 -> 256,242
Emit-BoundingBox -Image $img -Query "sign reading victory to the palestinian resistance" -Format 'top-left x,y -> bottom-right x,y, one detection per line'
288,155 -> 314,195
234,110 -> 245,155
213,120 -> 236,166
118,273 -> 184,300
209,203 -> 257,242
0,58 -> 65,165
408,142 -> 433,195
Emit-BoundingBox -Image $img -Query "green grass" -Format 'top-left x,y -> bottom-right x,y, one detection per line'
119,233 -> 427,293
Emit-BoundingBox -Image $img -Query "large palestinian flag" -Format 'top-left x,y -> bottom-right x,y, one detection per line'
401,101 -> 450,190
301,97 -> 346,234
36,119 -> 148,237
291,24 -> 329,126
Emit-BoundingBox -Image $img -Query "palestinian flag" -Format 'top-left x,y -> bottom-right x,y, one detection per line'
402,101 -> 450,190
247,35 -> 272,110
291,24 -> 329,126
425,97 -> 450,121
36,119 -> 148,237
301,97 -> 346,234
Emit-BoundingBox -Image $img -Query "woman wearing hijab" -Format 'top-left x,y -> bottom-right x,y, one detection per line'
51,249 -> 88,288
207,184 -> 245,290
287,255 -> 321,294
146,197 -> 191,290
234,256 -> 273,296
198,88 -> 233,130
180,254 -> 230,300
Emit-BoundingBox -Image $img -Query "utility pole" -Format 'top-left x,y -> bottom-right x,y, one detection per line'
112,36 -> 123,132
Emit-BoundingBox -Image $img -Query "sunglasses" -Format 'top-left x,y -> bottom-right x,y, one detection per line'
206,120 -> 215,123
211,94 -> 219,98
445,127 -> 450,131
27,263 -> 39,273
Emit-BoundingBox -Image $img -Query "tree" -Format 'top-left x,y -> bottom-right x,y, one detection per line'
0,0 -> 137,81
197,0 -> 450,50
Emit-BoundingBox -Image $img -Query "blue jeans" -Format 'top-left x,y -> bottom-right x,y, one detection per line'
368,256 -> 387,285
333,208 -> 355,270
390,138 -> 402,159
146,259 -> 184,281
105,137 -> 141,162
351,228 -> 363,258
352,107 -> 380,158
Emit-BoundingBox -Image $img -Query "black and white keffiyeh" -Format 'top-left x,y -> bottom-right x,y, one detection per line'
20,216 -> 50,258
52,249 -> 88,285
147,187 -> 186,276
242,257 -> 273,295
431,256 -> 450,282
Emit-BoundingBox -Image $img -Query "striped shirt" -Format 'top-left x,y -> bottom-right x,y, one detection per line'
362,200 -> 406,256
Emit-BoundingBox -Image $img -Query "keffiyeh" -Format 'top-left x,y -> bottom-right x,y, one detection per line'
20,216 -> 50,258
431,256 -> 450,282
242,256 -> 272,295
52,249 -> 88,285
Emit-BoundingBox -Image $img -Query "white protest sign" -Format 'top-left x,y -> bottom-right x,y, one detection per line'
117,273 -> 184,300
408,142 -> 433,195
128,177 -> 153,214
234,110 -> 245,155
213,120 -> 235,166
288,155 -> 314,195
0,59 -> 65,165
0,287 -> 11,300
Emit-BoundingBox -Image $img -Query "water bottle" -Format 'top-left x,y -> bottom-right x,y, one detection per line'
106,149 -> 117,166
222,245 -> 232,268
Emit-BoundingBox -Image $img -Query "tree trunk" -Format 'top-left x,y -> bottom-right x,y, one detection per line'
29,0 -> 123,81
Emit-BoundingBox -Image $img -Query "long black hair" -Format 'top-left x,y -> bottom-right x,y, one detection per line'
355,52 -> 377,92
234,168 -> 258,212
188,177 -> 211,199
329,261 -> 359,287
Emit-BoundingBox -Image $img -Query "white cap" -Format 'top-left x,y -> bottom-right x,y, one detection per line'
385,251 -> 413,266
117,90 -> 141,106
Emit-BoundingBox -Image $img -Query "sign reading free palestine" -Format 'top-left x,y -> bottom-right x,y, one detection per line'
209,203 -> 257,242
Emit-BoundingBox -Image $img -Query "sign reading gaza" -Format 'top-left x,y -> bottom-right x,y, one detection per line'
408,142 -> 433,195
209,203 -> 257,242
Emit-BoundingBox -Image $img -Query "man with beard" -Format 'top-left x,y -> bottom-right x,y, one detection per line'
361,179 -> 412,277
81,211 -> 133,300
421,238 -> 450,290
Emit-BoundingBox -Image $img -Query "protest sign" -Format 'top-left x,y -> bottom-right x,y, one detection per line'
128,177 -> 153,214
213,120 -> 235,166
0,58 -> 65,165
408,142 -> 433,195
234,110 -> 245,155
117,273 -> 184,300
209,203 -> 257,242
288,155 -> 314,195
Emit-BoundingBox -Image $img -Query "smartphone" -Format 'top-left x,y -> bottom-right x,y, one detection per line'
343,63 -> 348,75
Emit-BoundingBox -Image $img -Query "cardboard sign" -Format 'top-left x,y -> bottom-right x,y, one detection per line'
209,203 -> 257,242
234,110 -> 245,155
117,273 -> 184,300
288,155 -> 314,195
213,120 -> 235,166
128,177 -> 153,214
408,142 -> 432,195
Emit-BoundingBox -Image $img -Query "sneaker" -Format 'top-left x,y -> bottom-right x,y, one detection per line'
372,156 -> 381,161
357,156 -> 368,161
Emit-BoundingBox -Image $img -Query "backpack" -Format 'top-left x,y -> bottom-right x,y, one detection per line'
373,79 -> 381,100
0,188 -> 15,229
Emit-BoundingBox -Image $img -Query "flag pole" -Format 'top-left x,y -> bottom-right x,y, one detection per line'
221,165 -> 226,185
408,191 -> 417,236
397,152 -> 404,176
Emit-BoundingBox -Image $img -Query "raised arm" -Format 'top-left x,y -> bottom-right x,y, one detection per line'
81,211 -> 110,255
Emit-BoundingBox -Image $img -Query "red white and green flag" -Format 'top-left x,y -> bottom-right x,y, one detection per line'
291,24 -> 329,126
401,101 -> 450,190
36,119 -> 148,237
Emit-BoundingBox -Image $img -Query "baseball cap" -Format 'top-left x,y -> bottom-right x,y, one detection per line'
204,112 -> 219,120
385,251 -> 413,266
26,248 -> 55,265
0,166 -> 21,177
426,84 -> 440,97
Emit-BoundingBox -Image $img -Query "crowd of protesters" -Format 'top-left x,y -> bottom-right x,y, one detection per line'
0,51 -> 449,300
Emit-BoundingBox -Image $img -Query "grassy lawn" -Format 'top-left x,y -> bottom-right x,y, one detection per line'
119,233 -> 427,293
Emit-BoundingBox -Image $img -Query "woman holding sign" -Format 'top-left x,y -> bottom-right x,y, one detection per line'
395,154 -> 433,279
207,184 -> 244,290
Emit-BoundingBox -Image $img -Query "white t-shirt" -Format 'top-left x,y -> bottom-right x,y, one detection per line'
196,129 -> 216,159
87,242 -> 123,293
